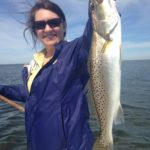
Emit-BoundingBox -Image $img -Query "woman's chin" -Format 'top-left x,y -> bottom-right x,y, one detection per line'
43,39 -> 60,47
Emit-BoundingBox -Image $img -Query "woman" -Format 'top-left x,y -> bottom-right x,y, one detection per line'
0,0 -> 94,150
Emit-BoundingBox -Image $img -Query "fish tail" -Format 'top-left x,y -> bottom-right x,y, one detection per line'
113,103 -> 124,125
93,137 -> 113,150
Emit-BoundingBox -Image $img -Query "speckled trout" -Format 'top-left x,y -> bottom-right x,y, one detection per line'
88,0 -> 124,149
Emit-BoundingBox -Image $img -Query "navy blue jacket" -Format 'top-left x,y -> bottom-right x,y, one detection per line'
0,19 -> 94,150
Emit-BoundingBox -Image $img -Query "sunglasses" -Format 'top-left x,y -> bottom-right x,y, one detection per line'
33,18 -> 62,30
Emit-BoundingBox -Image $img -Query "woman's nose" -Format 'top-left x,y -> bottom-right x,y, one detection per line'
44,24 -> 52,32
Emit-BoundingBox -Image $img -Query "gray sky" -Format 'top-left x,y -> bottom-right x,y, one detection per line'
0,0 -> 150,64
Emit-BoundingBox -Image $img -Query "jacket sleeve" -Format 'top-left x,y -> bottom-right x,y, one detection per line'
82,18 -> 93,54
75,18 -> 93,88
0,66 -> 29,103
0,84 -> 28,103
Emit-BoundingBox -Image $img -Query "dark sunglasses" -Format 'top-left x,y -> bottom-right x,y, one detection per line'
33,18 -> 62,30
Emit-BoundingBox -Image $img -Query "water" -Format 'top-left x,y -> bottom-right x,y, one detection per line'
0,65 -> 26,150
0,61 -> 150,150
114,60 -> 150,150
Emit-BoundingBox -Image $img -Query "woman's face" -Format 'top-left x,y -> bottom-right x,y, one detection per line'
34,9 -> 66,49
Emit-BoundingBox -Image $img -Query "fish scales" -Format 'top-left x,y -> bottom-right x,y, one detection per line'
87,0 -> 124,149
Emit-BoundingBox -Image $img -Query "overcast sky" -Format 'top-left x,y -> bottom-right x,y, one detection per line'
0,0 -> 150,64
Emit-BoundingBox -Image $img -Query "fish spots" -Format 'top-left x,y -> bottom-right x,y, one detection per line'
89,57 -> 112,147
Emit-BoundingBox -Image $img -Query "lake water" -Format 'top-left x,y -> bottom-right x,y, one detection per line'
0,60 -> 150,150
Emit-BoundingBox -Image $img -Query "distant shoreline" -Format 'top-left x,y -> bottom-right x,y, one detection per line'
0,59 -> 150,66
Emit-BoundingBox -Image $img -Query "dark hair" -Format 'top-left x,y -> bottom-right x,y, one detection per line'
24,0 -> 66,47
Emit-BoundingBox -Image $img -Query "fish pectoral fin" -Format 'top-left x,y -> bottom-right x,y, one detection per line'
113,104 -> 124,125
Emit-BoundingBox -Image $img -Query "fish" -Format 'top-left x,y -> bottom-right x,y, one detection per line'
87,0 -> 124,149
